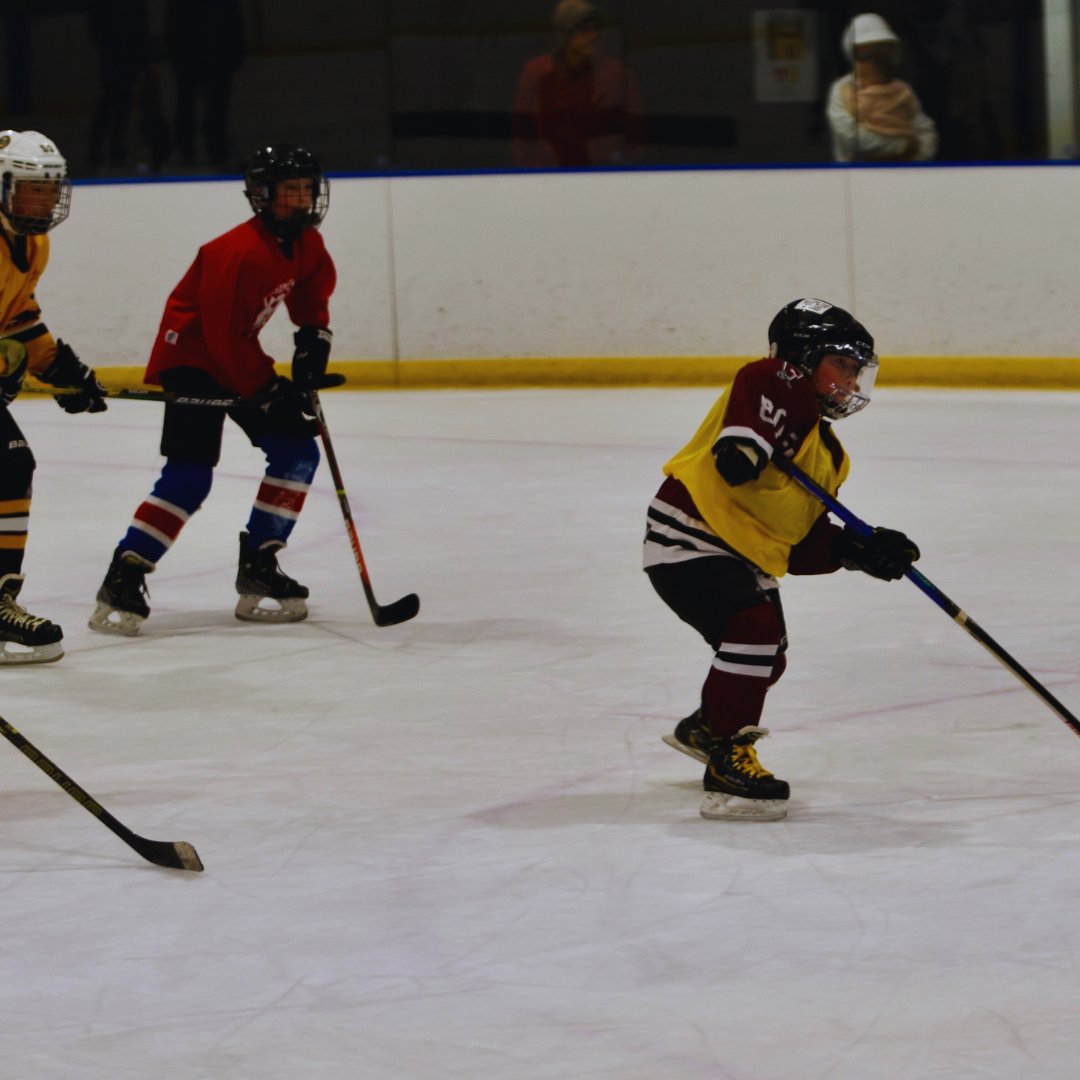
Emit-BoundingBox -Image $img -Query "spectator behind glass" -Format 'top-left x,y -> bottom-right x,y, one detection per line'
826,13 -> 938,163
87,1 -> 171,174
165,0 -> 246,172
512,0 -> 644,168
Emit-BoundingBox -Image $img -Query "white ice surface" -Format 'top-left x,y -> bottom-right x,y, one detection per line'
3,387 -> 1080,1080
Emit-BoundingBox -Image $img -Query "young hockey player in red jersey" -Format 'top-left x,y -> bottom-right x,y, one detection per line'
644,298 -> 920,821
0,130 -> 108,663
89,142 -> 340,636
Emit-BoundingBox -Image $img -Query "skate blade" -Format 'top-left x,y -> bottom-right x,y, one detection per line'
699,791 -> 788,822
661,733 -> 709,764
0,639 -> 64,664
234,595 -> 308,623
88,602 -> 144,637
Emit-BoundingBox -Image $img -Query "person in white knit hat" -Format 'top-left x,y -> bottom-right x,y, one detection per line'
826,13 -> 938,162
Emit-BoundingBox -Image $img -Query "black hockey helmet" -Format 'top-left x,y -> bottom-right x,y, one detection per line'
243,143 -> 329,238
768,298 -> 878,419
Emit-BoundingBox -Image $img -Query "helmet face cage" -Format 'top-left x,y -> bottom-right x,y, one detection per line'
768,299 -> 877,420
0,130 -> 71,235
806,339 -> 878,419
244,144 -> 329,238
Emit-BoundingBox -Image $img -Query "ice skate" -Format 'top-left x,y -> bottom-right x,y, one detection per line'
235,531 -> 308,623
0,574 -> 64,664
662,708 -> 716,764
699,726 -> 789,822
89,549 -> 153,636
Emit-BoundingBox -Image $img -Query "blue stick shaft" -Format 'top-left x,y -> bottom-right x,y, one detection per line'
779,458 -> 1080,737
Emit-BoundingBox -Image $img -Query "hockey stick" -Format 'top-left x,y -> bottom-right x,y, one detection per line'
778,458 -> 1080,738
0,716 -> 204,871
26,373 -> 347,408
23,382 -> 244,407
308,390 -> 420,627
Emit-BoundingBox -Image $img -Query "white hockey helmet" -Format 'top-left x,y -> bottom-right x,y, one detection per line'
0,130 -> 71,235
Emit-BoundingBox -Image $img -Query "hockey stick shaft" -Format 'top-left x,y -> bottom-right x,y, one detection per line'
778,459 -> 1080,737
24,382 -> 244,407
781,460 -> 1075,738
0,717 -> 204,870
308,391 -> 420,627
27,373 -> 345,407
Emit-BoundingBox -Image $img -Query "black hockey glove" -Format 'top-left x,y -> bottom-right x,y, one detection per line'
291,325 -> 336,390
838,525 -> 920,581
712,435 -> 767,487
39,340 -> 108,414
0,338 -> 28,406
253,375 -> 318,434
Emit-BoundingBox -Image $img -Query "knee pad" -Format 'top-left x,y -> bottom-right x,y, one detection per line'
712,602 -> 785,680
259,434 -> 320,485
152,459 -> 214,514
0,441 -> 34,500
723,601 -> 783,647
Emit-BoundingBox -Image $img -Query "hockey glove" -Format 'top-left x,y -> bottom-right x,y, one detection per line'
0,338 -> 27,406
291,325 -> 337,390
39,340 -> 108,414
712,436 -> 767,487
253,375 -> 318,433
838,526 -> 920,581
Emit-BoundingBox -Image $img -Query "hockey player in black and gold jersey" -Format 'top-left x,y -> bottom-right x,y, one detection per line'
644,299 -> 920,821
0,130 -> 108,662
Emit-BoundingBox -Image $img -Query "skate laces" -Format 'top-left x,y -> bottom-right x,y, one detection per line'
0,595 -> 49,631
731,742 -> 773,779
731,728 -> 773,779
118,555 -> 151,600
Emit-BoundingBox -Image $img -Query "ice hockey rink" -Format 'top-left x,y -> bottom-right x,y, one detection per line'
3,384 -> 1080,1080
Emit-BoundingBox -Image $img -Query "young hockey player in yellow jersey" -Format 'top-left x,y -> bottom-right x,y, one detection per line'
644,298 -> 920,821
0,130 -> 108,662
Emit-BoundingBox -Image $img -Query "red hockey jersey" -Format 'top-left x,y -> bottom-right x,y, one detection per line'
145,215 -> 336,396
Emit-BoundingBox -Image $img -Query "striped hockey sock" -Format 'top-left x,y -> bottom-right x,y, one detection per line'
702,602 -> 786,737
245,436 -> 319,545
119,460 -> 213,564
0,496 -> 30,577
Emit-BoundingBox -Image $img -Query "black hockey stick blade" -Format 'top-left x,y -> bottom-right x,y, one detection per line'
309,389 -> 421,629
0,717 -> 205,872
372,591 -> 420,627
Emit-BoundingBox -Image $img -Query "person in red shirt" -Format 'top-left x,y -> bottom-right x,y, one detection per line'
89,142 -> 339,636
512,0 -> 643,168
644,299 -> 920,821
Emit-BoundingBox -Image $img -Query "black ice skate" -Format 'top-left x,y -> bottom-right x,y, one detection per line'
661,708 -> 717,764
700,726 -> 790,822
88,548 -> 154,636
235,531 -> 308,623
0,573 -> 64,664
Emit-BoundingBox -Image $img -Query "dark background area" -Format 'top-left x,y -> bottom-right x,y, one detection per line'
0,0 -> 1046,177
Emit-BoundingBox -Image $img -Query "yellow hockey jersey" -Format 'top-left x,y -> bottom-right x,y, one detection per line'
0,223 -> 59,375
663,358 -> 849,577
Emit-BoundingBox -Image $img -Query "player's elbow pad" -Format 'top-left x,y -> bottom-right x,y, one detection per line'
712,437 -> 767,487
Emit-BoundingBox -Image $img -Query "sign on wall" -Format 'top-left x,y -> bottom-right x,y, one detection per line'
752,10 -> 819,103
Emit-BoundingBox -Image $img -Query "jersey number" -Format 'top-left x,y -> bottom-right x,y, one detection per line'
759,395 -> 787,436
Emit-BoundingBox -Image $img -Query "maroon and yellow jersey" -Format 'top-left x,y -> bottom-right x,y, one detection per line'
0,222 -> 60,375
660,357 -> 849,577
145,215 -> 336,397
